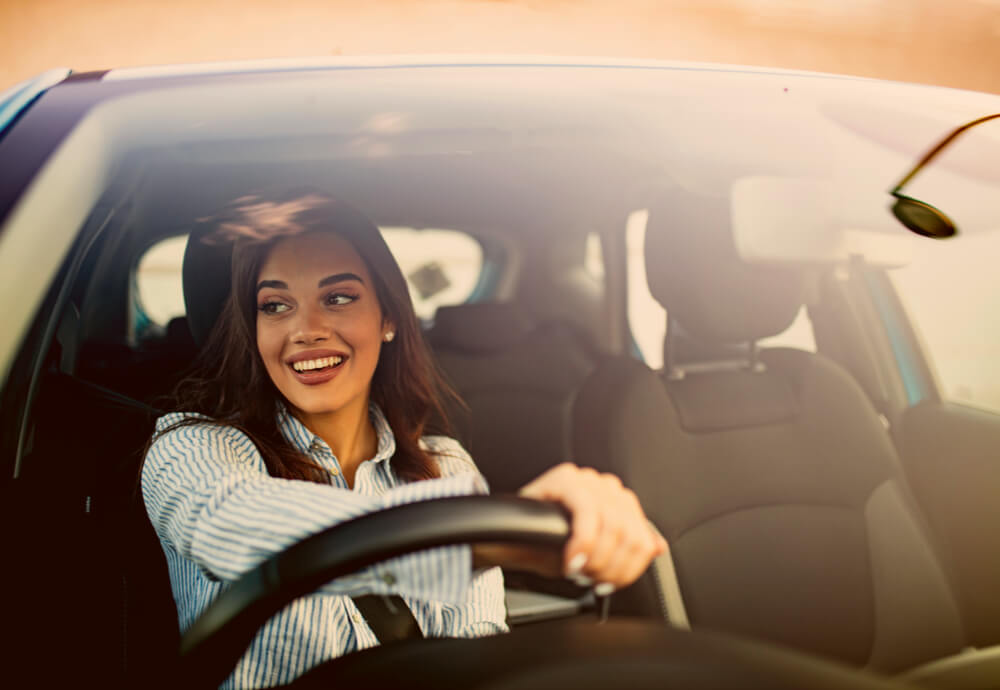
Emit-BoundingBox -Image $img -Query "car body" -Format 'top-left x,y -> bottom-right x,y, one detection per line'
1,57 -> 999,688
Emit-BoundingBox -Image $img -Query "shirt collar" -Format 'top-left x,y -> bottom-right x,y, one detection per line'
277,402 -> 397,465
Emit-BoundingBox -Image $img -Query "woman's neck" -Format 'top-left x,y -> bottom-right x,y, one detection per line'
293,398 -> 378,488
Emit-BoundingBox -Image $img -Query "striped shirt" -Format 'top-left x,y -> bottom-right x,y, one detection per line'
141,403 -> 508,689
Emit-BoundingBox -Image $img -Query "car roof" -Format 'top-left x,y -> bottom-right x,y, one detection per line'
99,54 -> 880,82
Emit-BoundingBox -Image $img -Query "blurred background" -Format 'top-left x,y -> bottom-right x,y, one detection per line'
3,0 -> 1000,93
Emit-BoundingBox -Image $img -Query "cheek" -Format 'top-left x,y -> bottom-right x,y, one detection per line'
256,322 -> 282,364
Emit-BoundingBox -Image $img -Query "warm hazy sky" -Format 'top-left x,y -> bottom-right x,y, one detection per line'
3,0 -> 1000,93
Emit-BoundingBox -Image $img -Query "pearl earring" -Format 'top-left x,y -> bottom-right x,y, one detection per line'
383,331 -> 395,342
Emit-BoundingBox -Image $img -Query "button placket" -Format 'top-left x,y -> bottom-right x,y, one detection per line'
310,439 -> 344,479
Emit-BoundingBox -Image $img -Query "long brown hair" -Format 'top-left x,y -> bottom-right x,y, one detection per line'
160,191 -> 453,483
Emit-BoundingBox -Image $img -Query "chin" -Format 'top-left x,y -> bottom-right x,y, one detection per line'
284,388 -> 360,418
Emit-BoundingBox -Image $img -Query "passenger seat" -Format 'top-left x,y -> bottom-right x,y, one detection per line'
620,191 -> 968,671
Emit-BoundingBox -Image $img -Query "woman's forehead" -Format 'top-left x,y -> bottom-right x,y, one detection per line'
259,231 -> 370,283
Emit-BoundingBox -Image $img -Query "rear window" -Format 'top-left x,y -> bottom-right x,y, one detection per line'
134,228 -> 485,334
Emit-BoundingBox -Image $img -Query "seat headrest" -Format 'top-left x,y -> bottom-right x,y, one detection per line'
428,303 -> 535,354
182,225 -> 232,347
644,190 -> 804,345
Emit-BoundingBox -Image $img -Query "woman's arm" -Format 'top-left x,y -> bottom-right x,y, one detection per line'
440,566 -> 508,638
142,416 -> 482,604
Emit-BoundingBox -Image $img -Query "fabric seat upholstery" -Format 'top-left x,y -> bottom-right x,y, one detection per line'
427,303 -> 603,495
618,190 -> 967,670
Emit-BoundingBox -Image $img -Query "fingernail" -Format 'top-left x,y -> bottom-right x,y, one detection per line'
566,553 -> 587,575
594,582 -> 615,597
571,574 -> 594,587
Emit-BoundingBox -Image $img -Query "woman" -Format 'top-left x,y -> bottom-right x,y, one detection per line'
141,191 -> 665,689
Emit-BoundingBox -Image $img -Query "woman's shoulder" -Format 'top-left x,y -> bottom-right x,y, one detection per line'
154,410 -> 211,431
420,435 -> 482,479
148,412 -> 260,462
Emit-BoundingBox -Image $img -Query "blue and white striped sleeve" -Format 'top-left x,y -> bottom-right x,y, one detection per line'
424,435 -> 509,637
141,416 -> 482,604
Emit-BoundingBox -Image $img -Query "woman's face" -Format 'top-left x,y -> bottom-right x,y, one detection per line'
255,231 -> 393,422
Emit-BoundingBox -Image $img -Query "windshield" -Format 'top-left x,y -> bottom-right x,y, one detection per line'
5,62 -> 1000,687
4,65 -> 1000,390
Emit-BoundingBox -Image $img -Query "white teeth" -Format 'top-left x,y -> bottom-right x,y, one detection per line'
292,356 -> 343,372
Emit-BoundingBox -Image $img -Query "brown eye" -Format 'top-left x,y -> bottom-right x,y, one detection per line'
325,292 -> 357,307
259,301 -> 290,315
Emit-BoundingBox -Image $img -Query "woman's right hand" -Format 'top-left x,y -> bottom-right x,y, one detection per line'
474,463 -> 666,593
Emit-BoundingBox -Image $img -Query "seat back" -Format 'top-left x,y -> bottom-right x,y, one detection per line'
427,303 -> 601,494
631,191 -> 966,670
9,363 -> 179,689
428,304 -> 686,610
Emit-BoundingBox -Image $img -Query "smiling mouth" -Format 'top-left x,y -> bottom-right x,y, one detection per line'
291,356 -> 344,373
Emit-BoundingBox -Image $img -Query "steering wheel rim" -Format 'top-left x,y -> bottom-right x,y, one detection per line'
177,495 -> 570,687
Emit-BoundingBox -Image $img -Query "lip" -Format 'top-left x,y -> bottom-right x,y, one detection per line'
285,349 -> 349,386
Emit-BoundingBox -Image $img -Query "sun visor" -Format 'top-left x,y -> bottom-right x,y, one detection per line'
730,176 -> 917,267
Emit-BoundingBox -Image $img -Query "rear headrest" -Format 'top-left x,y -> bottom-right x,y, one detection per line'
428,303 -> 535,354
182,225 -> 232,347
644,190 -> 804,345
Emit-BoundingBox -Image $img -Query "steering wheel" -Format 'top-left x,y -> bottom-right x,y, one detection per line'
177,496 -> 914,690
177,495 -> 570,686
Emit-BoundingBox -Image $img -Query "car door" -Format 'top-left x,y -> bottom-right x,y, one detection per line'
819,249 -> 1000,651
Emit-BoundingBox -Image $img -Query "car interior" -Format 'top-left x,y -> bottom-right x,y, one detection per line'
4,90 -> 1000,688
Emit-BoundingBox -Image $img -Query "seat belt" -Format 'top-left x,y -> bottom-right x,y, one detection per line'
350,594 -> 424,643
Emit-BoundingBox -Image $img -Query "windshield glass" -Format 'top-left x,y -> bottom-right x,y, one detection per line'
887,117 -> 1000,412
5,65 -> 1000,390
6,62 -> 1000,687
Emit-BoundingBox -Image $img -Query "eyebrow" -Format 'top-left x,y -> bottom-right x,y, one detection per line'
318,272 -> 365,288
256,280 -> 287,292
256,273 -> 365,293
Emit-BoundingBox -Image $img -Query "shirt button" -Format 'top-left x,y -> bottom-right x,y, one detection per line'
351,613 -> 363,624
329,467 -> 339,476
381,572 -> 397,586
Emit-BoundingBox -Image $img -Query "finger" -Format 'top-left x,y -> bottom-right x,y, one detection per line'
517,464 -> 602,578
561,473 -> 602,576
580,474 -> 629,580
592,484 -> 651,588
518,462 -> 577,501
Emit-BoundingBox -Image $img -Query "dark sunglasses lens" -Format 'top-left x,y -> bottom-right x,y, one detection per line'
891,197 -> 957,239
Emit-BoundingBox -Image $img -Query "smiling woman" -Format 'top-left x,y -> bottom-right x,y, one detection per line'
139,189 -> 664,688
159,191 -> 449,484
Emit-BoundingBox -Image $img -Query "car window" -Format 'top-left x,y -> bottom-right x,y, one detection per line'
891,231 -> 1000,415
134,228 -> 486,334
625,208 -> 815,370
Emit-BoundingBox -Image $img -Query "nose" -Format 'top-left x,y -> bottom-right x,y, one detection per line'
291,303 -> 330,344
